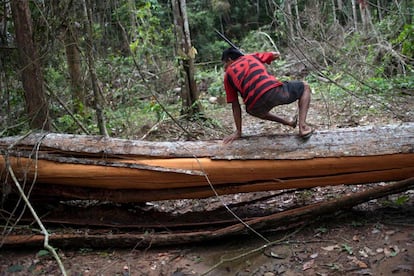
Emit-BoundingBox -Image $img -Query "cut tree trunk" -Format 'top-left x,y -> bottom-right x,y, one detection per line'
2,177 -> 413,248
0,123 -> 413,202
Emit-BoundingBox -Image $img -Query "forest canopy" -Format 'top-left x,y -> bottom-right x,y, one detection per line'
0,0 -> 412,139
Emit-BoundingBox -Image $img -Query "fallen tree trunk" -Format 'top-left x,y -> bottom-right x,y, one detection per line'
2,177 -> 413,248
0,123 -> 413,202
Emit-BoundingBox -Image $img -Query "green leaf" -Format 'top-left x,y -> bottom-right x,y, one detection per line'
342,243 -> 353,255
37,249 -> 50,257
394,195 -> 409,206
8,264 -> 24,272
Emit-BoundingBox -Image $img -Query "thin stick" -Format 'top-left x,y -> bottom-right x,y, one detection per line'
7,164 -> 67,276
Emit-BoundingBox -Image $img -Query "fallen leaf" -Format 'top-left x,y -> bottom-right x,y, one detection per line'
348,256 -> 368,268
321,245 -> 339,251
359,249 -> 369,258
384,247 -> 392,257
303,259 -> 314,271
385,245 -> 400,257
310,252 -> 318,259
364,246 -> 376,256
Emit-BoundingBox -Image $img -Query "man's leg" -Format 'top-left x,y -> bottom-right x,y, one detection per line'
247,86 -> 298,128
254,112 -> 296,127
298,82 -> 312,136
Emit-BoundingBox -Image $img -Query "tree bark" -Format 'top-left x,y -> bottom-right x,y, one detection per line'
82,0 -> 108,136
292,0 -> 301,33
0,123 -> 413,202
171,0 -> 201,116
352,0 -> 358,31
10,0 -> 51,131
62,2 -> 86,113
284,0 -> 294,39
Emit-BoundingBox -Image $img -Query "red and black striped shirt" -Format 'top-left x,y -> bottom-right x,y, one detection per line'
224,52 -> 282,110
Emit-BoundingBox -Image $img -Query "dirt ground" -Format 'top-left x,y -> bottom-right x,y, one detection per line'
1,193 -> 414,276
1,88 -> 413,275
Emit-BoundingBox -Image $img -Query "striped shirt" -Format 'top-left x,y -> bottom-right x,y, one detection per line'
224,52 -> 282,110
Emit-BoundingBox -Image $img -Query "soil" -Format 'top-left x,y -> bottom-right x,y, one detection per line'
1,87 -> 413,275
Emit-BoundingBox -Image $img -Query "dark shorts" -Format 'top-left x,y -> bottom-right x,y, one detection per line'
247,81 -> 305,116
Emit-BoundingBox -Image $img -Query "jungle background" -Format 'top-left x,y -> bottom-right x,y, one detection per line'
0,0 -> 412,139
0,0 -> 413,275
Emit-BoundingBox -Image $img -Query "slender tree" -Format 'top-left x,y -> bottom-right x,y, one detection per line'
283,0 -> 296,40
351,0 -> 358,31
171,0 -> 201,117
83,0 -> 108,136
63,2 -> 85,114
11,0 -> 50,131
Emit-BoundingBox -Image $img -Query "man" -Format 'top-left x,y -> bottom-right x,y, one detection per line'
221,47 -> 313,144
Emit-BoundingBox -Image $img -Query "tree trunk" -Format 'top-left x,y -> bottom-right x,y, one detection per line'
0,123 -> 413,202
331,0 -> 337,23
284,0 -> 294,39
171,0 -> 201,117
376,0 -> 382,21
64,0 -> 85,114
2,177 -> 413,249
359,0 -> 370,32
293,0 -> 301,33
64,26 -> 84,114
10,0 -> 51,131
82,0 -> 108,136
351,0 -> 358,31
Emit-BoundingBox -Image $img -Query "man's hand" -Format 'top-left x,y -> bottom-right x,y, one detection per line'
272,51 -> 280,60
223,131 -> 241,144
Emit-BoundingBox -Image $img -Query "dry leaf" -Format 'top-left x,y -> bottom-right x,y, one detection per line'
348,256 -> 368,268
359,249 -> 369,258
303,259 -> 314,271
321,245 -> 339,251
364,246 -> 376,256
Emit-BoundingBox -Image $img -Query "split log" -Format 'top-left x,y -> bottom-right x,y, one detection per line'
2,177 -> 413,249
0,123 -> 413,202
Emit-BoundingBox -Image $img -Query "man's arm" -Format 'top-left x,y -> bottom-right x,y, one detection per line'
223,100 -> 242,144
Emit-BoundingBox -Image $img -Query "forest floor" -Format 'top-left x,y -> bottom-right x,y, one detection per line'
1,88 -> 413,275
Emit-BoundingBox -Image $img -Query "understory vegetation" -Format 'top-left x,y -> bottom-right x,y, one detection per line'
0,0 -> 412,139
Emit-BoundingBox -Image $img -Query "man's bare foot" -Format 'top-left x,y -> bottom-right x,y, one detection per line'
299,125 -> 314,139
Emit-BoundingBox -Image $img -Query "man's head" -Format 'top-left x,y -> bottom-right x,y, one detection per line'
221,47 -> 244,62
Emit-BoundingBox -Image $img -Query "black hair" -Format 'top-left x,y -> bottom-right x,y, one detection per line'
221,47 -> 244,61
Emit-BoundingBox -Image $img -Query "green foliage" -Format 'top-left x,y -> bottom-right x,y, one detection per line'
241,30 -> 280,53
393,24 -> 414,58
381,195 -> 410,207
195,69 -> 224,97
7,264 -> 24,273
3,0 -> 413,138
55,113 -> 97,134
341,243 -> 353,255
127,1 -> 173,62
45,66 -> 66,89
37,249 -> 50,257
